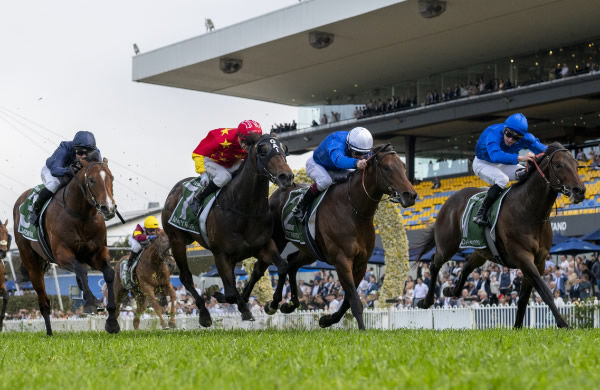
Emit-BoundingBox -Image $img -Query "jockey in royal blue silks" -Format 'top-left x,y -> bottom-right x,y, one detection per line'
29,131 -> 101,224
471,113 -> 547,226
292,127 -> 374,221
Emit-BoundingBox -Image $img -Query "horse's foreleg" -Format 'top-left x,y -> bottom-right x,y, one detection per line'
321,256 -> 364,330
142,285 -> 168,330
166,283 -> 177,328
101,261 -> 120,334
515,278 -> 533,329
280,251 -> 309,314
172,240 -> 211,327
133,295 -> 145,330
72,260 -> 100,313
418,259 -> 441,309
444,252 -> 486,298
0,286 -> 7,331
215,254 -> 253,321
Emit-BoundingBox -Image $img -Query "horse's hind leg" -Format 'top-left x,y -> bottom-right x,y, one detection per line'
215,253 -> 253,321
27,260 -> 53,336
0,286 -> 7,331
140,284 -> 168,329
172,238 -> 211,327
165,283 -> 177,328
417,250 -> 449,309
443,252 -> 487,298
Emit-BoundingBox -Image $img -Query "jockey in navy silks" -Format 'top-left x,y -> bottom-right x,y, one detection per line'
472,113 -> 547,226
292,127 -> 374,221
29,131 -> 101,225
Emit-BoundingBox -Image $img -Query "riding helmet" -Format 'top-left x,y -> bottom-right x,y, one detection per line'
346,127 -> 373,154
73,131 -> 96,149
237,120 -> 262,136
144,216 -> 159,229
504,113 -> 528,135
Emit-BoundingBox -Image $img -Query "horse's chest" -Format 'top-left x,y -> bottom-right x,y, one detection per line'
73,239 -> 100,257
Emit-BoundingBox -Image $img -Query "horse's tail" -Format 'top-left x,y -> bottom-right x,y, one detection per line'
414,225 -> 435,262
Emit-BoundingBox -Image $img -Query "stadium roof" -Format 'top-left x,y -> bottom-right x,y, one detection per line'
132,0 -> 600,106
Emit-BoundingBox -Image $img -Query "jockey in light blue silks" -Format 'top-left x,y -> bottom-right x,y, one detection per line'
29,131 -> 101,225
472,113 -> 547,226
292,127 -> 374,221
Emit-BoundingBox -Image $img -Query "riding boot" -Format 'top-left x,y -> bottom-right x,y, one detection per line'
190,180 -> 219,216
126,251 -> 137,269
28,188 -> 54,225
292,185 -> 320,222
472,184 -> 504,226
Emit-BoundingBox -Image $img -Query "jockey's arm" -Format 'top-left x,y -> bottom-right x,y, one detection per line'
133,225 -> 147,242
328,146 -> 358,169
46,142 -> 72,177
485,138 -> 518,165
523,133 -> 547,155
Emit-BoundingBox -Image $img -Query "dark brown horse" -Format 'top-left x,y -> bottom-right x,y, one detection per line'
114,229 -> 177,330
417,143 -> 586,328
162,133 -> 294,327
250,144 -> 417,330
13,157 -> 120,335
0,219 -> 10,331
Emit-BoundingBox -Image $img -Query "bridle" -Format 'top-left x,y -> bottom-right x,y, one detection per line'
255,136 -> 288,186
68,161 -> 112,215
359,146 -> 404,203
530,148 -> 574,196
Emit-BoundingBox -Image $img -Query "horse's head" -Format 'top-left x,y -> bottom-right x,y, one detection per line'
152,230 -> 174,264
0,219 -> 9,259
248,133 -> 294,189
365,144 -> 418,207
76,157 -> 117,220
534,142 -> 586,203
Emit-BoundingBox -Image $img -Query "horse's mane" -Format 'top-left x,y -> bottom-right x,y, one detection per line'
512,141 -> 565,186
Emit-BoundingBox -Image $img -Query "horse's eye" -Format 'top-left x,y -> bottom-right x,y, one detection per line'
89,178 -> 95,185
555,163 -> 562,169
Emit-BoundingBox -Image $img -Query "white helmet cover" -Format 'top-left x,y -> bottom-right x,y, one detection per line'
346,127 -> 373,153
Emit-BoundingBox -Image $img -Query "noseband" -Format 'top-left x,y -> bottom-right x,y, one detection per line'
255,137 -> 288,185
360,148 -> 402,203
531,148 -> 573,196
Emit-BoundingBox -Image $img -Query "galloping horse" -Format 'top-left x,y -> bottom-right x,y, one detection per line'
114,230 -> 177,330
252,144 -> 417,330
417,143 -> 586,328
13,156 -> 120,335
162,133 -> 294,327
0,219 -> 10,331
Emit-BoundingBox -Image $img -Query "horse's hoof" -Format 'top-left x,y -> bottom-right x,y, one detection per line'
417,300 -> 429,309
105,318 -> 120,334
199,315 -> 212,328
241,312 -> 255,321
442,287 -> 455,297
264,302 -> 278,315
319,315 -> 335,328
213,291 -> 226,303
168,321 -> 176,329
280,302 -> 297,314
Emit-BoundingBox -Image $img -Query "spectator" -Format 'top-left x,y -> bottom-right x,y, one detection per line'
413,277 -> 429,307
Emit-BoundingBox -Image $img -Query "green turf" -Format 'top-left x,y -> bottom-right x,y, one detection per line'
1,329 -> 598,390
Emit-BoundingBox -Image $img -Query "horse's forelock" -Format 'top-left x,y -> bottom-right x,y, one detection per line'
240,132 -> 262,147
84,150 -> 101,162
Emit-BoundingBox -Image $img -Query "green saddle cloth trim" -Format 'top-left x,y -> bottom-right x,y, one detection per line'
17,184 -> 48,241
282,187 -> 327,244
459,187 -> 511,249
120,252 -> 143,291
168,177 -> 215,235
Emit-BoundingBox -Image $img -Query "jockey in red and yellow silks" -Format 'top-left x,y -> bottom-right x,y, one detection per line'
190,120 -> 263,215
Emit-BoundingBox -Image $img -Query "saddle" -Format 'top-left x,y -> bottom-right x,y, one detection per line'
17,186 -> 55,264
121,253 -> 142,291
459,187 -> 511,249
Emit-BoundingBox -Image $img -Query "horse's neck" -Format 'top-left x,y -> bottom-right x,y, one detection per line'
62,176 -> 95,218
509,171 -> 558,221
345,169 -> 382,218
223,158 -> 269,210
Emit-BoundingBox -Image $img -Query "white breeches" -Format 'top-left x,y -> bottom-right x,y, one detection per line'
128,236 -> 142,253
306,157 -> 333,191
472,157 -> 520,188
204,158 -> 243,187
41,166 -> 61,193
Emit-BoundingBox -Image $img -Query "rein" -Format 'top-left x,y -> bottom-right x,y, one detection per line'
530,148 -> 573,196
60,161 -> 108,218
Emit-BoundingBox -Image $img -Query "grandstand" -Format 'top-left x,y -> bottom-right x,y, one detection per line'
132,0 -> 600,238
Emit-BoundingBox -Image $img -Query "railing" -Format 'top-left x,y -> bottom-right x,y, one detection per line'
2,302 -> 598,332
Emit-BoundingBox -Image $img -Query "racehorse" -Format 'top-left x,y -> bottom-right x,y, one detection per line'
416,143 -> 586,328
13,156 -> 120,335
250,144 -> 417,330
162,133 -> 294,327
0,219 -> 10,331
114,230 -> 177,330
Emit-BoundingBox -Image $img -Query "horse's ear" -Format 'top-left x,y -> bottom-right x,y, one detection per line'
3,219 -> 7,226
103,157 -> 108,164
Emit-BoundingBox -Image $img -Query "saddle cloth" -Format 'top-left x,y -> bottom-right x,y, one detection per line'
459,187 -> 511,249
168,177 -> 220,245
120,253 -> 142,291
17,185 -> 51,242
282,187 -> 328,245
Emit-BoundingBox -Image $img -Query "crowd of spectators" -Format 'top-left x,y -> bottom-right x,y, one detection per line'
271,120 -> 297,134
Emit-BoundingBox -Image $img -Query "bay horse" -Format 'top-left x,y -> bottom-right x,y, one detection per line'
162,133 -> 294,327
249,144 -> 417,330
416,143 -> 586,328
114,229 -> 177,330
0,219 -> 10,331
13,156 -> 120,335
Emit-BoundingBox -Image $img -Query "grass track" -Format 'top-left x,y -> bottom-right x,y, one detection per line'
1,328 -> 599,390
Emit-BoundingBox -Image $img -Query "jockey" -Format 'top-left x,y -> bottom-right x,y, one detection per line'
472,113 -> 547,226
127,215 -> 160,268
189,120 -> 263,215
292,127 -> 374,221
29,131 -> 101,225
